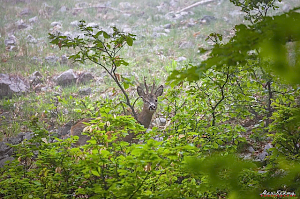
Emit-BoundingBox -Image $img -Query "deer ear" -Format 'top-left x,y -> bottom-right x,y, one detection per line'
155,85 -> 163,96
137,86 -> 145,97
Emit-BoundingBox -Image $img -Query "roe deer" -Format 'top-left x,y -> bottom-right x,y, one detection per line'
70,81 -> 163,145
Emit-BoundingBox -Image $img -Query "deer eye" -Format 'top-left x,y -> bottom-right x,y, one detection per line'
155,99 -> 158,102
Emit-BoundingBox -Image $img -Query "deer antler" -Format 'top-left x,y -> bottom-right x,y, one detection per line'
151,81 -> 155,94
144,76 -> 149,94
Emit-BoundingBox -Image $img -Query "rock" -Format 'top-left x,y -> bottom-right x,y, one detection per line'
59,6 -> 67,13
153,135 -> 164,142
79,87 -> 92,95
283,4 -> 291,12
29,16 -> 38,23
179,41 -> 194,49
0,142 -> 12,157
76,72 -> 94,84
170,0 -> 179,7
248,146 -> 255,153
41,3 -> 54,15
241,153 -> 252,160
180,11 -> 189,16
86,22 -> 98,28
60,55 -> 68,65
31,56 -> 43,65
26,34 -> 37,43
123,27 -> 132,33
57,121 -> 74,138
45,55 -> 59,65
0,132 -> 34,167
187,18 -> 197,27
4,35 -> 17,46
199,15 -> 216,24
73,32 -> 85,39
264,143 -> 273,152
50,21 -> 62,27
55,69 -> 77,86
156,117 -> 167,126
41,86 -> 51,92
70,20 -> 80,27
119,2 -> 131,9
0,156 -> 14,167
157,3 -> 168,12
163,24 -> 172,29
29,71 -> 43,87
0,74 -> 29,99
63,31 -> 73,39
175,56 -> 187,62
152,32 -> 168,38
16,19 -> 29,29
165,12 -> 183,21
153,26 -> 164,33
75,2 -> 89,8
20,8 -> 31,16
257,151 -> 268,162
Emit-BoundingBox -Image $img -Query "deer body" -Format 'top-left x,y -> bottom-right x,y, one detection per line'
70,82 -> 163,145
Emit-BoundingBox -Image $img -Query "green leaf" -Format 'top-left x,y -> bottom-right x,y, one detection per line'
91,170 -> 100,177
123,82 -> 129,89
103,31 -> 110,39
126,36 -> 133,46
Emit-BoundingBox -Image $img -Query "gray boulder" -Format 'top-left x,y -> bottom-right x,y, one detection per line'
55,69 -> 77,86
77,72 -> 94,84
0,74 -> 29,99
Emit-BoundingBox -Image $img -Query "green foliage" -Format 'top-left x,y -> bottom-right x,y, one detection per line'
230,0 -> 280,23
3,1 -> 300,198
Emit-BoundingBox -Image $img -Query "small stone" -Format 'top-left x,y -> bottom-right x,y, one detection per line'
60,55 -> 68,65
75,2 -> 89,8
199,15 -> 216,24
4,35 -> 17,46
29,16 -> 38,23
59,6 -> 67,13
45,55 -> 59,65
86,22 -> 98,28
31,56 -> 43,65
175,56 -> 187,62
26,35 -> 37,43
163,24 -> 171,29
77,72 -> 94,84
179,41 -> 194,49
70,20 -> 80,27
79,87 -> 92,95
158,118 -> 167,126
257,151 -> 268,161
248,146 -> 255,153
283,4 -> 291,12
50,21 -> 62,27
20,8 -> 31,16
119,2 -> 131,9
16,19 -> 28,29
264,143 -> 273,152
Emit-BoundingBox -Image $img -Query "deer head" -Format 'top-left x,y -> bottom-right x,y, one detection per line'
70,80 -> 163,145
137,80 -> 163,129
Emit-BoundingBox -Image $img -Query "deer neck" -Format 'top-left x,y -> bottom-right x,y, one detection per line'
137,106 -> 155,129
